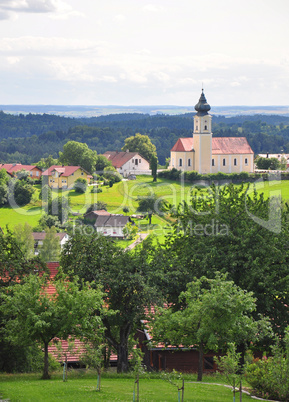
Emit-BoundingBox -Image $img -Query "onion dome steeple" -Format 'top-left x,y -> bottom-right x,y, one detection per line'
194,89 -> 211,116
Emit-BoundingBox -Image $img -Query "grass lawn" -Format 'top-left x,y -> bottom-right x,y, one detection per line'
0,372 -> 253,402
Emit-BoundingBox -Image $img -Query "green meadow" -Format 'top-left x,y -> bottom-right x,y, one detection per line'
0,372 -> 252,402
1,176 -> 289,236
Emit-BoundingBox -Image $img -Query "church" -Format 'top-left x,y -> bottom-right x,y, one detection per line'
169,91 -> 254,174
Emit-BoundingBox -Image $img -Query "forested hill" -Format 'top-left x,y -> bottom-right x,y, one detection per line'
1,111 -> 289,165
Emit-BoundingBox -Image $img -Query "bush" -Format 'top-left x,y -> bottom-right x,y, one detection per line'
91,187 -> 102,193
73,178 -> 88,194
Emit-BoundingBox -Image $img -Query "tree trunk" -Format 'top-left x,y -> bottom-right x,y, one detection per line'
117,342 -> 129,373
197,343 -> 204,381
42,342 -> 51,379
117,325 -> 131,373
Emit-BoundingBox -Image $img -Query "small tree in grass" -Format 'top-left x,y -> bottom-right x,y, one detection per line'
215,343 -> 242,400
0,273 -> 105,379
123,222 -> 138,240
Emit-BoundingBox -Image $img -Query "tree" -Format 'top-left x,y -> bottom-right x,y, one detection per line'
137,194 -> 164,224
48,196 -> 69,223
39,227 -> 61,262
123,222 -> 138,240
121,133 -> 157,162
95,155 -> 113,172
85,201 -> 107,214
37,155 -> 58,170
153,183 -> 289,340
151,273 -> 271,381
60,234 -> 159,373
8,178 -> 34,206
36,214 -> 62,231
39,184 -> 52,204
58,141 -> 98,174
73,177 -> 88,194
0,273 -> 105,379
256,156 -> 281,170
13,223 -> 34,259
0,183 -> 8,205
150,154 -> 158,182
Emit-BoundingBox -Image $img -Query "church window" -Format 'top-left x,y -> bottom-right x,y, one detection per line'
196,126 -> 198,131
179,158 -> 183,167
245,158 -> 248,165
204,125 -> 207,130
188,158 -> 191,167
223,158 -> 226,166
212,159 -> 215,166
234,158 -> 237,166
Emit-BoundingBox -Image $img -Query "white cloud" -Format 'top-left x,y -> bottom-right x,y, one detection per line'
142,4 -> 163,12
0,0 -> 81,19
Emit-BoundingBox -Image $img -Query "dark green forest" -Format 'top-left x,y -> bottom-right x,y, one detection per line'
0,111 -> 289,165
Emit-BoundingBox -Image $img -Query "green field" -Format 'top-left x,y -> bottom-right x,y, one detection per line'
1,176 -> 289,236
0,372 -> 252,402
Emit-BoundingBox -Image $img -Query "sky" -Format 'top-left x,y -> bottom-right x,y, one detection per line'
0,0 -> 288,106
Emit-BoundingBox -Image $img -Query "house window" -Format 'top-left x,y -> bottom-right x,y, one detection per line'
30,172 -> 33,176
36,171 -> 39,177
234,158 -> 237,166
179,158 -> 183,167
223,159 -> 226,166
188,158 -> 191,167
81,172 -> 84,175
139,159 -> 141,163
71,173 -> 74,176
132,159 -> 134,163
245,158 -> 248,165
212,159 -> 215,167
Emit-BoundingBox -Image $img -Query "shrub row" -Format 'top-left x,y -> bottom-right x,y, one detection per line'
158,168 -> 289,183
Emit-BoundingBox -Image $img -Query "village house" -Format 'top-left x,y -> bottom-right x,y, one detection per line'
32,232 -> 69,255
42,165 -> 89,189
169,91 -> 254,174
102,151 -> 150,177
0,163 -> 42,179
84,209 -> 133,238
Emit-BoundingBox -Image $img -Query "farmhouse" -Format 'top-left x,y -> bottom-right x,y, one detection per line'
0,163 -> 42,179
169,91 -> 254,174
103,151 -> 150,177
42,165 -> 89,189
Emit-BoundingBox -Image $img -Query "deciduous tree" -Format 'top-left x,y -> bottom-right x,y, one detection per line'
121,133 -> 157,163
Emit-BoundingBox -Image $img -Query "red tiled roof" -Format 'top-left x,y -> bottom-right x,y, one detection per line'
103,151 -> 148,168
171,138 -> 194,152
212,137 -> 253,155
0,163 -> 41,173
42,165 -> 85,177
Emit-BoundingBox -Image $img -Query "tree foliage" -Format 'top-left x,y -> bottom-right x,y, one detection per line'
151,273 -> 271,381
0,273 -> 105,379
60,234 -> 159,373
121,133 -> 157,162
39,227 -> 61,262
58,141 -> 97,174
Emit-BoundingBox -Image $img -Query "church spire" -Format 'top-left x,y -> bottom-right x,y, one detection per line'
194,90 -> 211,116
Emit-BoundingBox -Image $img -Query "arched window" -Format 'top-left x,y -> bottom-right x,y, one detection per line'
188,158 -> 191,167
212,159 -> 215,166
179,158 -> 182,167
245,158 -> 248,165
234,158 -> 237,166
204,125 -> 207,130
223,158 -> 226,166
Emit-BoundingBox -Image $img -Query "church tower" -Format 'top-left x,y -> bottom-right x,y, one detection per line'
193,90 -> 212,174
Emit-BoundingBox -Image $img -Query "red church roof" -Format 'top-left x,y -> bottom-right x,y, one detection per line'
170,136 -> 253,155
171,138 -> 194,152
212,137 -> 253,155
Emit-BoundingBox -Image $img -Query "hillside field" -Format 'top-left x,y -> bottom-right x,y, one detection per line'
1,176 -> 288,239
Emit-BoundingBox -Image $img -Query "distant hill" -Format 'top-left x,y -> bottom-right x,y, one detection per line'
1,109 -> 289,166
1,104 -> 289,118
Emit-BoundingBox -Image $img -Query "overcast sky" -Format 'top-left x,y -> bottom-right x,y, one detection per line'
0,0 -> 288,106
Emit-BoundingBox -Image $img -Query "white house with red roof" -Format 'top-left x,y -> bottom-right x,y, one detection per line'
169,91 -> 254,174
42,165 -> 89,189
103,151 -> 150,177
